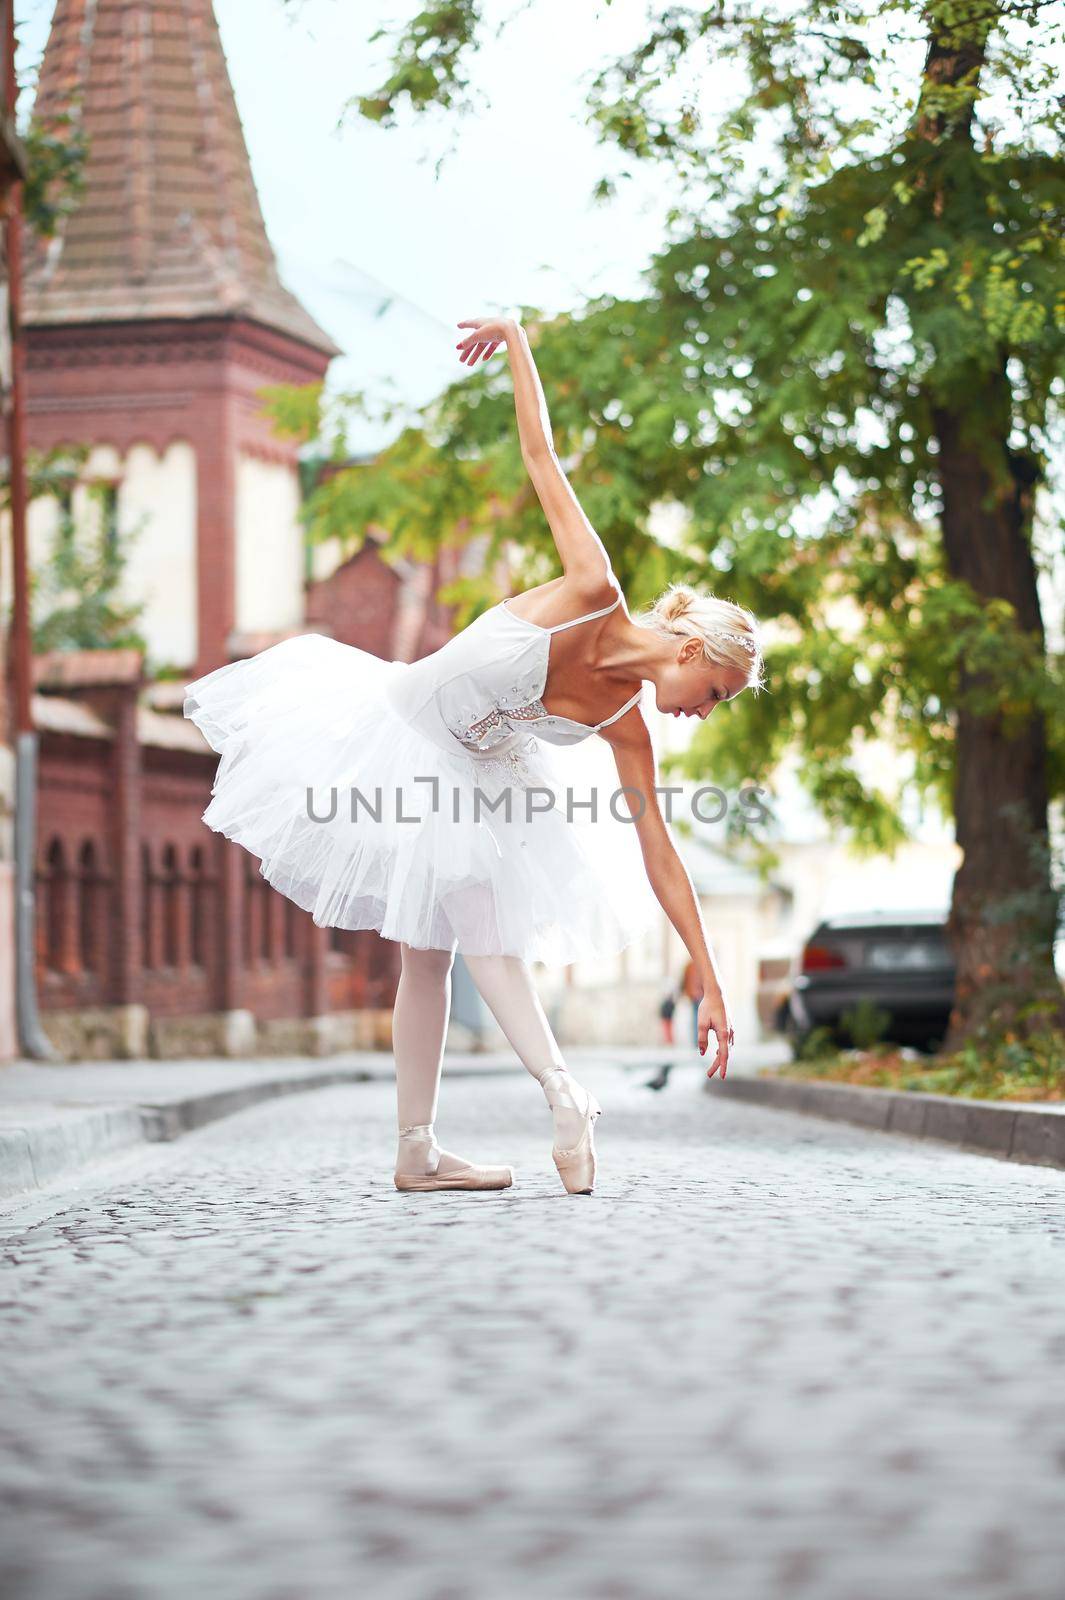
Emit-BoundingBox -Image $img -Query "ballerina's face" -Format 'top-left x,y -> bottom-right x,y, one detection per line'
656,642 -> 750,720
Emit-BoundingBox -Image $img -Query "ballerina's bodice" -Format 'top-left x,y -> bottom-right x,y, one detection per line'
382,590 -> 643,764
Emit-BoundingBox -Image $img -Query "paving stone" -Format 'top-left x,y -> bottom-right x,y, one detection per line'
0,1064 -> 1063,1599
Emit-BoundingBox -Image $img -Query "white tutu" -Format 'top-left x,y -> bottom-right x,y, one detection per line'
183,633 -> 660,967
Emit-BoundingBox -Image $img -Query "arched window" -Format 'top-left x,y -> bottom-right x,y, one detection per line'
40,836 -> 68,973
283,896 -> 299,960
161,843 -> 180,968
141,841 -> 154,969
189,845 -> 208,968
243,856 -> 260,965
261,878 -> 274,963
77,839 -> 103,974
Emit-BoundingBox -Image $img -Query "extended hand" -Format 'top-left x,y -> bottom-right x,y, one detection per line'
456,317 -> 514,365
698,990 -> 735,1080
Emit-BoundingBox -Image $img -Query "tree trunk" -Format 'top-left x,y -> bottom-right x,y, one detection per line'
918,5 -> 1062,1045
932,371 -> 1062,1046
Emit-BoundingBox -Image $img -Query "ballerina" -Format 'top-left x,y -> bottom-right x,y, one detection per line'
183,315 -> 765,1196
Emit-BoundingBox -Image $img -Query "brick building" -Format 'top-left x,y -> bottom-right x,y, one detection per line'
5,0 -> 468,1059
0,0 -> 30,1062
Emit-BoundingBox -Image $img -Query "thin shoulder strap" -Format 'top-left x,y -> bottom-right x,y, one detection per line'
546,591 -> 622,633
595,686 -> 643,729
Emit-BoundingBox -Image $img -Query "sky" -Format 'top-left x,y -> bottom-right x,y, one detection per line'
13,0 -> 699,449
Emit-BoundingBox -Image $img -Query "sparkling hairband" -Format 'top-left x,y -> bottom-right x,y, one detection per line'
718,631 -> 759,655
660,612 -> 760,655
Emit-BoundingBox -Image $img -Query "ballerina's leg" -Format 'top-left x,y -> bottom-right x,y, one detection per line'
393,940 -> 464,1178
391,940 -> 513,1188
461,952 -> 595,1151
393,942 -> 455,1128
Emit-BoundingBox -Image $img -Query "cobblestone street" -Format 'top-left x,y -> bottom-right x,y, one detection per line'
2,1060 -> 1064,1600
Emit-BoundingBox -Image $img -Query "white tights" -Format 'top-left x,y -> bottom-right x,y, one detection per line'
392,941 -> 591,1175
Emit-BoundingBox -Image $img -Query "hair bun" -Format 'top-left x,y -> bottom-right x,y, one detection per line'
656,584 -> 697,624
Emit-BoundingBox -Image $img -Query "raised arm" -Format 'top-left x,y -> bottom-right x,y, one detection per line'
599,707 -> 736,1080
456,316 -> 614,586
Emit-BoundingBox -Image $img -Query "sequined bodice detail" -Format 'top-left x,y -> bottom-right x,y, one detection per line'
444,659 -> 546,752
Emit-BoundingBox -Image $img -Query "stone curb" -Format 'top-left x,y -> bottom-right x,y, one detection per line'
135,1070 -> 377,1143
0,1107 -> 147,1199
705,1074 -> 1065,1170
0,1061 -> 523,1202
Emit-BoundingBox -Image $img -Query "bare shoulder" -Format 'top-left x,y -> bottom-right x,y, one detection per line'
508,564 -> 622,628
555,562 -> 621,611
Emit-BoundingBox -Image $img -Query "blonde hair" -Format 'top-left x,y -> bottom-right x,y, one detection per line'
633,581 -> 765,692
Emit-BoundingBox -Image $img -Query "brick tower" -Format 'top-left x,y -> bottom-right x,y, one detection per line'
23,0 -> 340,678
11,0 -> 405,1063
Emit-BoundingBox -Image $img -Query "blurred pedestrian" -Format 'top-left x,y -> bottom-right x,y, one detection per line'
658,979 -> 678,1045
682,958 -> 704,1048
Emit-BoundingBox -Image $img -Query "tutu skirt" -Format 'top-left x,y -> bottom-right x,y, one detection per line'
183,634 -> 660,967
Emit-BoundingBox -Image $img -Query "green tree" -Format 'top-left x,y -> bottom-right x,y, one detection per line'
5,451 -> 149,657
276,0 -> 1065,1047
20,108 -> 87,237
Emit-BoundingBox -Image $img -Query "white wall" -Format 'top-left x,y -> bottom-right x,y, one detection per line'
235,455 -> 303,635
116,443 -> 198,668
2,441 -> 198,671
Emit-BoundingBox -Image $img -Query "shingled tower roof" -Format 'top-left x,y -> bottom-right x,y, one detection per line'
24,0 -> 340,356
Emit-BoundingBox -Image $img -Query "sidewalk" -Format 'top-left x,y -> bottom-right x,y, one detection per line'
0,1040 -> 789,1201
0,1050 -> 495,1202
707,1069 -> 1065,1171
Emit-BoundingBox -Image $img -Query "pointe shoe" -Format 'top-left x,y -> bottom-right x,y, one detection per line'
393,1124 -> 513,1193
538,1067 -> 602,1195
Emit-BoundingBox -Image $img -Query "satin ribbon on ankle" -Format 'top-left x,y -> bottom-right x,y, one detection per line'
536,1066 -> 584,1113
398,1123 -> 441,1175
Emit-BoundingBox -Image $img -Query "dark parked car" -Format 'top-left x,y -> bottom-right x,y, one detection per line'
785,910 -> 956,1053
